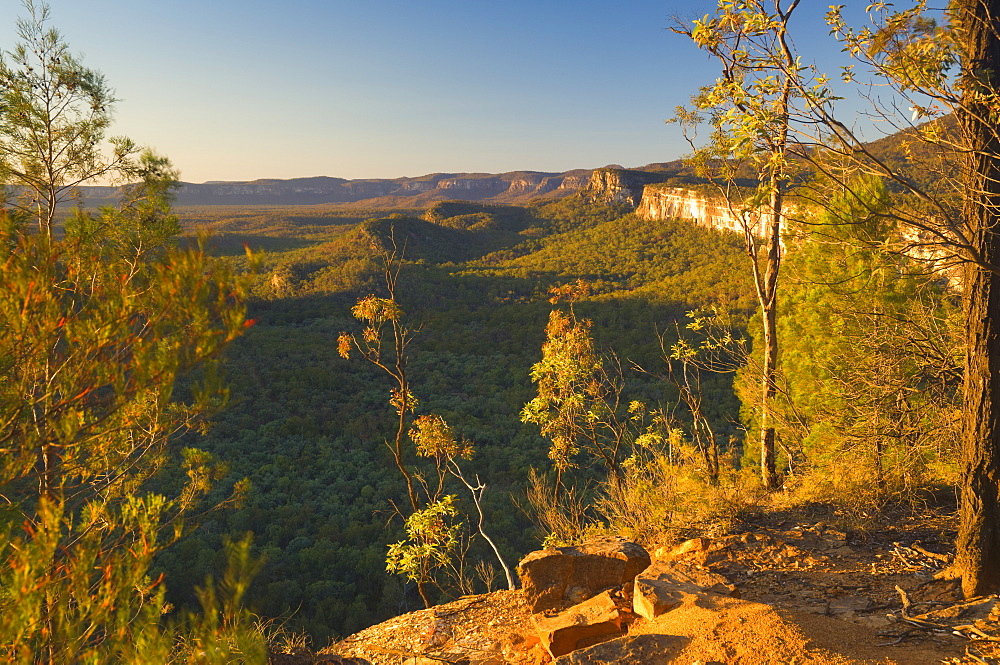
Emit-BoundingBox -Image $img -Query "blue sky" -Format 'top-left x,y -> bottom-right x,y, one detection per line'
0,1 -> 871,183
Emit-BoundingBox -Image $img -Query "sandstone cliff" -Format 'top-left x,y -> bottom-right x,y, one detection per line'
581,168 -> 666,207
635,183 -> 752,234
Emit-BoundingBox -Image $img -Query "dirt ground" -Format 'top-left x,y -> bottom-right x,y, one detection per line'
299,508 -> 1000,664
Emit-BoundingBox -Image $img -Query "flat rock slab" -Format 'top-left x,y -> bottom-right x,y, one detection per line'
633,562 -> 739,620
518,537 -> 651,613
553,633 -> 688,664
532,591 -> 625,658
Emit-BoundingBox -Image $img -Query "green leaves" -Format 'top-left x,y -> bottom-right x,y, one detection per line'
0,7 -> 254,650
385,495 -> 462,583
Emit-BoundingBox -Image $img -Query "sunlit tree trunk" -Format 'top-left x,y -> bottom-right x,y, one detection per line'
758,181 -> 783,491
955,0 -> 1000,596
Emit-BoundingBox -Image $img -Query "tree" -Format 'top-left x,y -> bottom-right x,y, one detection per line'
949,0 -> 1000,597
691,0 -> 1000,596
781,0 -> 1000,597
338,239 -> 421,513
520,280 -> 639,487
339,231 -> 517,606
0,3 -> 259,660
0,1 -> 139,237
675,0 -> 814,490
770,177 -> 961,500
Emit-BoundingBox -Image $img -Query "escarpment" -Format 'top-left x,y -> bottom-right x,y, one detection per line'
635,183 -> 753,233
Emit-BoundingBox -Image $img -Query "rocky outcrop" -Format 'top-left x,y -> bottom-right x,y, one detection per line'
635,184 -> 759,234
515,538 -> 652,660
517,537 -> 651,613
582,168 -> 665,207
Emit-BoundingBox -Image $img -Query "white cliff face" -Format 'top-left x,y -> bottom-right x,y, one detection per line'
635,184 -> 964,288
636,185 -> 767,236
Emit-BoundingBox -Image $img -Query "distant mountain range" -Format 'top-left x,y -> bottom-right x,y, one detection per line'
75,163 -> 691,209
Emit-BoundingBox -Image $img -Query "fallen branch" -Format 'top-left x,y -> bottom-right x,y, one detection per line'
910,541 -> 951,564
895,585 -> 913,618
875,628 -> 922,647
954,623 -> 1000,641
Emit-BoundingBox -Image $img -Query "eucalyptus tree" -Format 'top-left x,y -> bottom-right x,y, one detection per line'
785,0 -> 1000,598
685,0 -> 1000,596
675,0 -> 822,489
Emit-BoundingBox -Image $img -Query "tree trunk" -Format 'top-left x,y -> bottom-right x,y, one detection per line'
954,0 -> 1000,598
395,377 -> 419,513
759,192 -> 782,491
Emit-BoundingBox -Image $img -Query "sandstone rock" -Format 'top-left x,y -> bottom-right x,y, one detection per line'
653,537 -> 711,562
553,633 -> 688,664
532,591 -> 625,658
518,537 -> 651,612
633,578 -> 687,620
632,561 -> 739,620
417,617 -> 449,648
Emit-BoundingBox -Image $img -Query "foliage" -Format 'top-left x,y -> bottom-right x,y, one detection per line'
385,496 -> 461,587
759,178 -> 961,506
0,4 -> 260,660
0,1 -> 139,236
521,305 -> 604,474
675,0 -> 835,489
158,197 -> 756,640
0,203 -> 255,661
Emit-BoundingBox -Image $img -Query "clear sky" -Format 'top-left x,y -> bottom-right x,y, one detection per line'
0,1 -> 869,184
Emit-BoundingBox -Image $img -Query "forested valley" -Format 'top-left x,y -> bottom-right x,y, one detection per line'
151,184 -> 960,644
155,196 -> 758,641
4,0 -> 997,662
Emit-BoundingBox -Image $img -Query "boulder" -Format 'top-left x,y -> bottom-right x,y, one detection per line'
632,562 -> 739,620
518,537 -> 651,612
532,591 -> 625,658
553,633 -> 688,664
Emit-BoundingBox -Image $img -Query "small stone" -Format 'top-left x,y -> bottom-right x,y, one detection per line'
633,578 -> 686,619
567,586 -> 590,604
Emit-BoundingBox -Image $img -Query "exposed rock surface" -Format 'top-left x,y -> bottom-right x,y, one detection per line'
552,633 -> 687,664
635,184 -> 755,233
632,560 -> 739,620
531,591 -> 625,658
517,537 -> 651,613
581,168 -> 665,206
